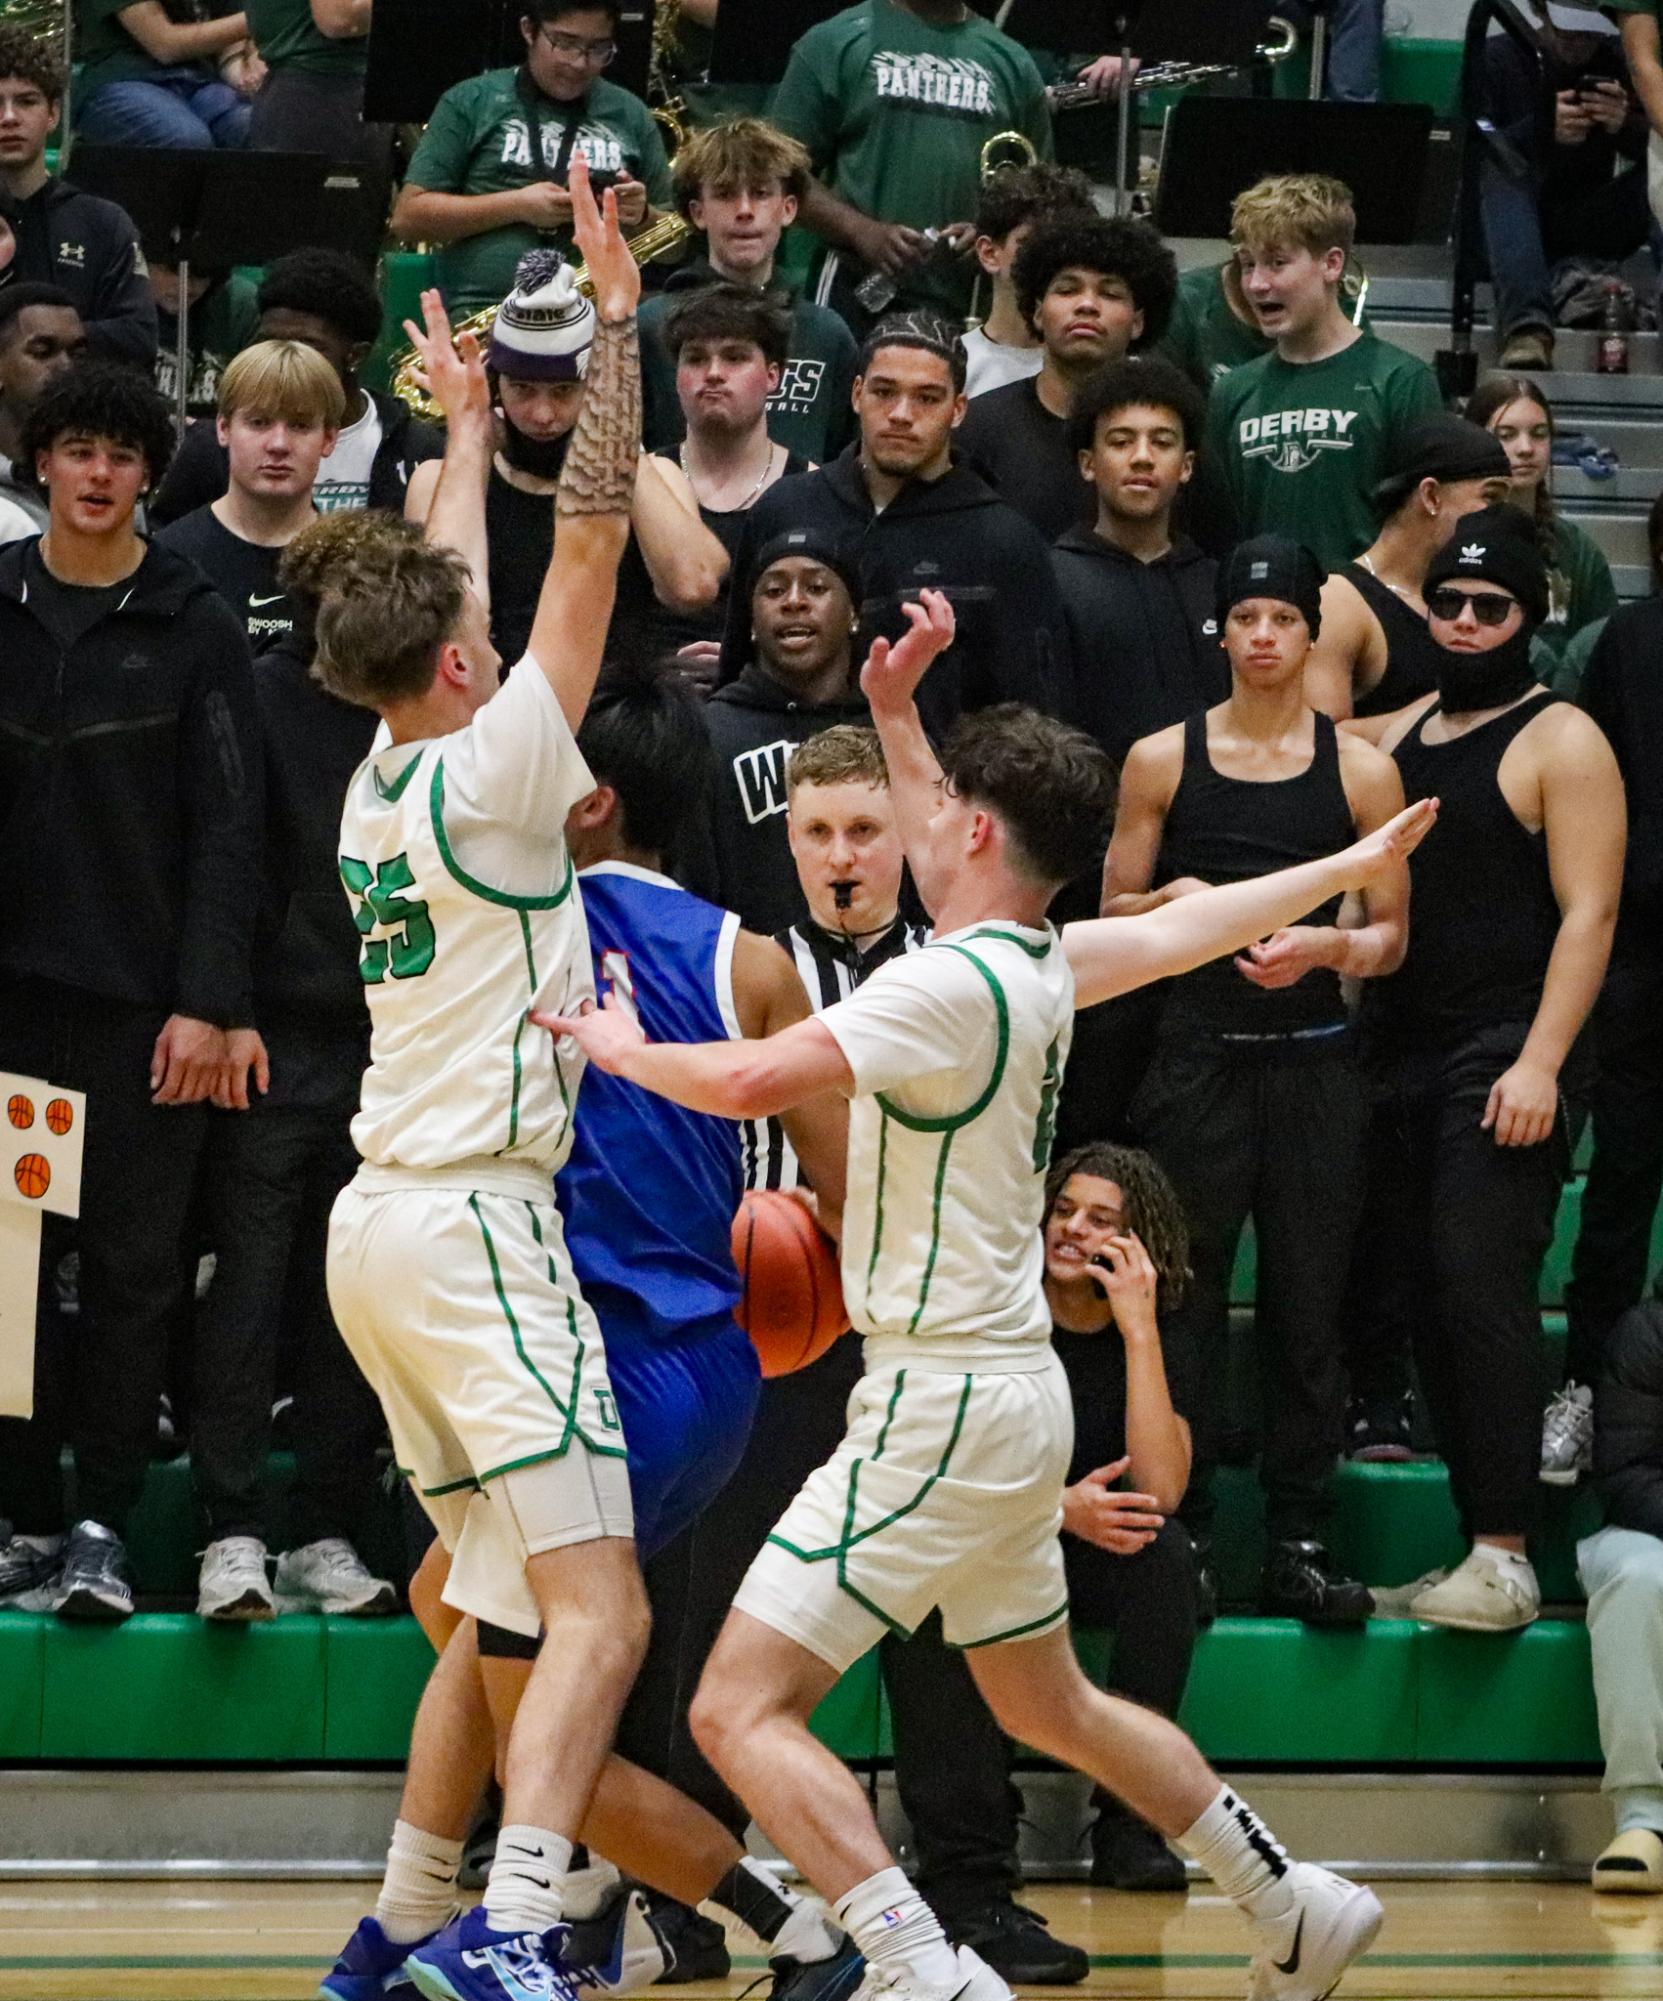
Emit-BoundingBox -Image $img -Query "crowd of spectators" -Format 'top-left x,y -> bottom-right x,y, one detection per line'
3,0 -> 1663,1924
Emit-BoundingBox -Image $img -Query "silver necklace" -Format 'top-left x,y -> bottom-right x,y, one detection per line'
681,437 -> 777,511
1359,551 -> 1415,603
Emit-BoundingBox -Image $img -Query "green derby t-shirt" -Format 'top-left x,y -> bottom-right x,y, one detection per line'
406,67 -> 673,314
1207,331 -> 1444,571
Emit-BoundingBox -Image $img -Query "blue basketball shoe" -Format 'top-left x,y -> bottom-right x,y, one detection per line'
318,1914 -> 436,2000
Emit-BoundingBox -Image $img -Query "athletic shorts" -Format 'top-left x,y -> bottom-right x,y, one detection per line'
604,1314 -> 762,1560
327,1176 -> 633,1637
734,1351 -> 1074,1673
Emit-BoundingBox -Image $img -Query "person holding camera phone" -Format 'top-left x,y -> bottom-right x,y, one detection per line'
1479,3 -> 1651,372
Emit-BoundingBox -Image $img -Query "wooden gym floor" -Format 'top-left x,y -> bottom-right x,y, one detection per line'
3,1881 -> 1662,2000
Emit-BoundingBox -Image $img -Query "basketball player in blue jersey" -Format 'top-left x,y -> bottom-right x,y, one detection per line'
544,595 -> 1438,2001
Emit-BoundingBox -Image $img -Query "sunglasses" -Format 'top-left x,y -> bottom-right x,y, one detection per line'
1426,587 -> 1518,626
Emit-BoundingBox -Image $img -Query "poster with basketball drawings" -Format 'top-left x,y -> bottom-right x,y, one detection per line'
0,1075 -> 84,1418
0,1073 -> 85,1219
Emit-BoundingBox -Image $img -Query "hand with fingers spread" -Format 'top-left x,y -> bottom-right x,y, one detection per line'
1062,1456 -> 1166,1555
530,991 -> 645,1074
400,288 -> 491,432
859,590 -> 956,716
1482,1056 -> 1559,1149
567,153 -> 639,324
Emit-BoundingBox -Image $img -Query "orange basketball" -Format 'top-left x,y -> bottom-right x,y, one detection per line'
6,1094 -> 32,1129
732,1190 -> 849,1377
45,1098 -> 72,1136
13,1152 -> 49,1200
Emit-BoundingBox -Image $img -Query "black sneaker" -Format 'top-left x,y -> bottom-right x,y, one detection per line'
0,1532 -> 64,1601
639,1890 -> 730,1983
943,1900 -> 1088,1985
1261,1538 -> 1373,1627
769,1933 -> 864,2001
1090,1806 -> 1188,1892
1346,1394 -> 1413,1463
52,1520 -> 134,1621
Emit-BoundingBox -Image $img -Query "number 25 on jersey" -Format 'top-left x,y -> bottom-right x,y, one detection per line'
341,852 -> 436,984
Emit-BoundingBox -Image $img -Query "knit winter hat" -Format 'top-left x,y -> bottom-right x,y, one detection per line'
1216,535 -> 1326,638
488,249 -> 595,382
1423,503 -> 1549,624
749,528 -> 864,613
1372,414 -> 1511,515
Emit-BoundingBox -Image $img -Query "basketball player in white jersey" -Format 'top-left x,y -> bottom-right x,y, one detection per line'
543,598 -> 1438,2001
314,162 -> 663,2001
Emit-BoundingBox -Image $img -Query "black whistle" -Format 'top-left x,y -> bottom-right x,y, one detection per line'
832,882 -> 856,910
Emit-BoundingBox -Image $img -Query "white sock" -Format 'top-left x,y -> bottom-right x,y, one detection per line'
375,1819 -> 464,1945
774,1896 -> 842,1965
485,1824 -> 573,1937
835,1867 -> 959,1991
561,1851 -> 622,1921
1177,1786 -> 1293,1919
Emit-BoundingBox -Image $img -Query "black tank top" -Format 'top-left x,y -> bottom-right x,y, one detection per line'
486,466 -> 554,668
1367,690 -> 1563,1044
1343,563 -> 1446,719
641,451 -> 812,656
1157,709 -> 1355,1036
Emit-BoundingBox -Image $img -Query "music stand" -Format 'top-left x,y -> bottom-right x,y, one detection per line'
365,0 -> 650,125
1153,98 -> 1437,245
69,148 -> 343,434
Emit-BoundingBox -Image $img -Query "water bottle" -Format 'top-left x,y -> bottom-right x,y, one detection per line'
853,228 -> 941,315
1598,280 -> 1630,376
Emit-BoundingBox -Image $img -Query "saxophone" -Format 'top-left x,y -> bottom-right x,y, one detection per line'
391,0 -> 694,421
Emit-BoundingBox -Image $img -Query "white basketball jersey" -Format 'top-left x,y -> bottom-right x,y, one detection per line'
817,922 -> 1075,1361
338,661 -> 597,1175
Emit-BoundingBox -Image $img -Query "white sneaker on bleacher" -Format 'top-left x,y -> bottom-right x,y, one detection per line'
1246,1863 -> 1383,2001
197,1536 -> 274,1622
1541,1383 -> 1594,1486
1408,1545 -> 1539,1632
274,1537 -> 396,1616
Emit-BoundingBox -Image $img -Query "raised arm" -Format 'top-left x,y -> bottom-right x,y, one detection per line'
858,592 -> 957,913
1064,798 -> 1439,1009
630,455 -> 729,613
732,929 -> 848,1233
531,156 -> 641,731
402,290 -> 492,601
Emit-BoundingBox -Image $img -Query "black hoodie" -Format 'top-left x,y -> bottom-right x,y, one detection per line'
0,537 -> 262,1025
1578,596 -> 1663,964
1594,1299 -> 1663,1543
697,663 -> 871,935
149,389 -> 444,527
717,448 -> 1069,738
3,178 -> 158,366
1051,525 -> 1228,767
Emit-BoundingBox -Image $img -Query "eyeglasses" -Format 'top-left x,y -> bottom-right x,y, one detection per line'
1426,587 -> 1518,626
538,27 -> 617,63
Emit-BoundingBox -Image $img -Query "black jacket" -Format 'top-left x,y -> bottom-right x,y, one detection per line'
1,178 -> 157,366
717,448 -> 1069,738
1579,595 -> 1663,961
1594,1300 -> 1663,1542
149,389 -> 443,526
252,629 -> 378,1033
699,663 -> 871,935
0,537 -> 262,1024
1051,526 -> 1228,767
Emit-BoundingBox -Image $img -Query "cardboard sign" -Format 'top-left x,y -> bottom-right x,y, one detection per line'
0,1202 -> 40,1417
0,1075 -> 85,1220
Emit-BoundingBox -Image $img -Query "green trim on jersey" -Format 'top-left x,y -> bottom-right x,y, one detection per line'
863,1115 -> 891,1299
471,1192 -> 580,1459
875,944 -> 1010,1132
526,1204 -> 629,1461
421,1471 -> 481,1498
962,924 -> 1054,960
506,910 -> 536,1153
373,750 -> 425,804
907,1135 -> 954,1335
430,761 -> 576,910
954,1601 -> 1070,1649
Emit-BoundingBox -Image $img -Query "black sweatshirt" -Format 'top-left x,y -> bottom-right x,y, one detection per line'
1,178 -> 158,366
1578,595 -> 1663,963
1051,525 -> 1228,767
698,663 -> 872,935
0,536 -> 262,1025
1594,1300 -> 1663,1543
716,447 -> 1069,737
149,390 -> 443,526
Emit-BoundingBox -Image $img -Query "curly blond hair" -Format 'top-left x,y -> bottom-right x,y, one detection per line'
1230,173 -> 1355,261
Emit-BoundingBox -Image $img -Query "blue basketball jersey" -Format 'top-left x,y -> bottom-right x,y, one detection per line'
558,861 -> 746,1348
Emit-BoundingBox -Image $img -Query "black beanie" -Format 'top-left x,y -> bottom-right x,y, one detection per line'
749,528 -> 864,613
1423,503 -> 1549,625
1371,414 -> 1511,515
1216,535 -> 1326,639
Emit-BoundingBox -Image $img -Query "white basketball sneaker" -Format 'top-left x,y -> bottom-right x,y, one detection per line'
854,1945 -> 1012,2001
1247,1863 -> 1383,2001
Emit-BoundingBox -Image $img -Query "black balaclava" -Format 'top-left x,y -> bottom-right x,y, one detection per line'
1424,503 -> 1547,714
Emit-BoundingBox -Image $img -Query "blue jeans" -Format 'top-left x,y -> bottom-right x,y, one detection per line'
77,67 -> 251,150
1325,0 -> 1384,105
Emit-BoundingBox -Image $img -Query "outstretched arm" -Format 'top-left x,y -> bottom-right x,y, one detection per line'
403,289 -> 493,599
1064,798 -> 1439,1009
530,156 -> 642,731
859,591 -> 956,913
532,994 -> 855,1120
732,929 -> 848,1232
